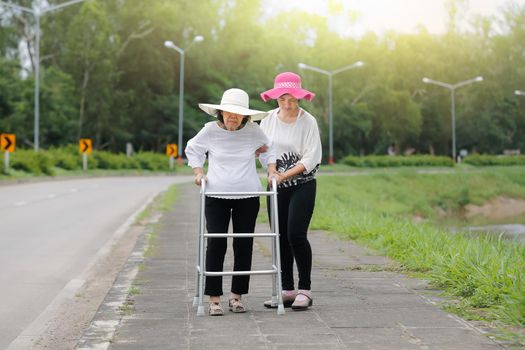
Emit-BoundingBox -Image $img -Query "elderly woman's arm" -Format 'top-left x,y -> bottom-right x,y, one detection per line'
185,125 -> 210,186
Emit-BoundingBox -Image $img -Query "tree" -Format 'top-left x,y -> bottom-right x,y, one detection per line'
332,101 -> 373,157
0,57 -> 33,144
61,0 -> 118,148
367,87 -> 422,153
39,67 -> 78,146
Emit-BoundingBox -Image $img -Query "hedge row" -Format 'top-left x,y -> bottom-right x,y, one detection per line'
462,155 -> 525,166
341,155 -> 455,167
3,149 -> 524,175
3,147 -> 172,175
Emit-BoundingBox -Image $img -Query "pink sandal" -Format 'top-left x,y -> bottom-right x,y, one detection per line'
263,290 -> 296,308
291,290 -> 313,310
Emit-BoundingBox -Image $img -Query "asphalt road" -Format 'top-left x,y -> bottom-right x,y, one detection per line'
0,176 -> 191,349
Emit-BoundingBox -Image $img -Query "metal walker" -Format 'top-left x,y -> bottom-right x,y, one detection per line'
193,177 -> 285,315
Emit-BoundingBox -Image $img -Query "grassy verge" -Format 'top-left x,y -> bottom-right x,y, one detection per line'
135,184 -> 179,263
124,184 -> 180,312
315,166 -> 525,220
311,168 -> 525,340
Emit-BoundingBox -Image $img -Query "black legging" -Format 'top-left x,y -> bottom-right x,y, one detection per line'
269,180 -> 316,291
204,196 -> 260,296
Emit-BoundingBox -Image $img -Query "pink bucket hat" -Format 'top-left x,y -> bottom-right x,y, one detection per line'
260,72 -> 315,102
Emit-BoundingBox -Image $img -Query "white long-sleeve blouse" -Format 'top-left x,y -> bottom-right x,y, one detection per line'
185,121 -> 276,198
260,108 -> 322,188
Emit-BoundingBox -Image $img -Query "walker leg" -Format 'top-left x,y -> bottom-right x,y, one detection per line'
197,267 -> 205,316
272,187 -> 284,314
194,248 -> 201,306
193,264 -> 200,307
270,190 -> 278,303
196,186 -> 207,315
197,253 -> 205,315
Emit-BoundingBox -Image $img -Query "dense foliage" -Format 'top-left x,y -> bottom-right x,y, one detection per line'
1,0 -> 524,161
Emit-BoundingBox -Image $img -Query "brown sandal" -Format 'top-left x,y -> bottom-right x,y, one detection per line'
228,298 -> 246,313
208,302 -> 224,316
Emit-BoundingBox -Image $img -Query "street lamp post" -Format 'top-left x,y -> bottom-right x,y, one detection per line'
422,76 -> 483,161
298,61 -> 364,165
0,0 -> 85,151
515,90 -> 525,96
164,35 -> 204,165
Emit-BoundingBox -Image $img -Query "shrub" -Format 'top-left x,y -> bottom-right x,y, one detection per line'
341,155 -> 454,167
47,147 -> 81,170
3,146 -> 172,174
134,152 -> 169,171
9,149 -> 55,175
93,151 -> 136,170
463,155 -> 525,166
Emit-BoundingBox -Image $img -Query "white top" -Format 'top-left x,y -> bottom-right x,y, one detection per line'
260,108 -> 322,188
185,121 -> 276,198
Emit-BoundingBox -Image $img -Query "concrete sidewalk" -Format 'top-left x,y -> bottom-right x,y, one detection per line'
77,183 -> 503,350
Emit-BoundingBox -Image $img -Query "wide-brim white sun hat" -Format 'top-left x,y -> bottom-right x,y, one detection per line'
199,88 -> 268,121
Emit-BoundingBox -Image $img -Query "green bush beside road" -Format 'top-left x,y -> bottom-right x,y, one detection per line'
341,154 -> 525,168
463,154 -> 525,166
1,147 -> 182,176
9,149 -> 55,175
341,155 -> 454,167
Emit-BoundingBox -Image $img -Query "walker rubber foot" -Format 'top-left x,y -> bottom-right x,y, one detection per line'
277,305 -> 285,315
197,305 -> 206,316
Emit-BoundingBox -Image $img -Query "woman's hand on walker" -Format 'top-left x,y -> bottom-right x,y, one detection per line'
194,173 -> 206,186
268,172 -> 284,187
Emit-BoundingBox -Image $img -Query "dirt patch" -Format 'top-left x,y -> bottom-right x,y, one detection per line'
464,196 -> 525,220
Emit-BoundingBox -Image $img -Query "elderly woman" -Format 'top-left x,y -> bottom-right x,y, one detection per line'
259,72 -> 322,311
185,88 -> 276,316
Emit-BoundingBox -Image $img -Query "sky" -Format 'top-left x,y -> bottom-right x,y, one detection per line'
265,0 -> 525,37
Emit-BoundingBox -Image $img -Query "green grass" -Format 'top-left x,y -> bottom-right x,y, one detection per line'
314,167 -> 525,221
140,184 -> 179,259
135,185 -> 179,224
312,168 -> 525,329
159,184 -> 180,211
